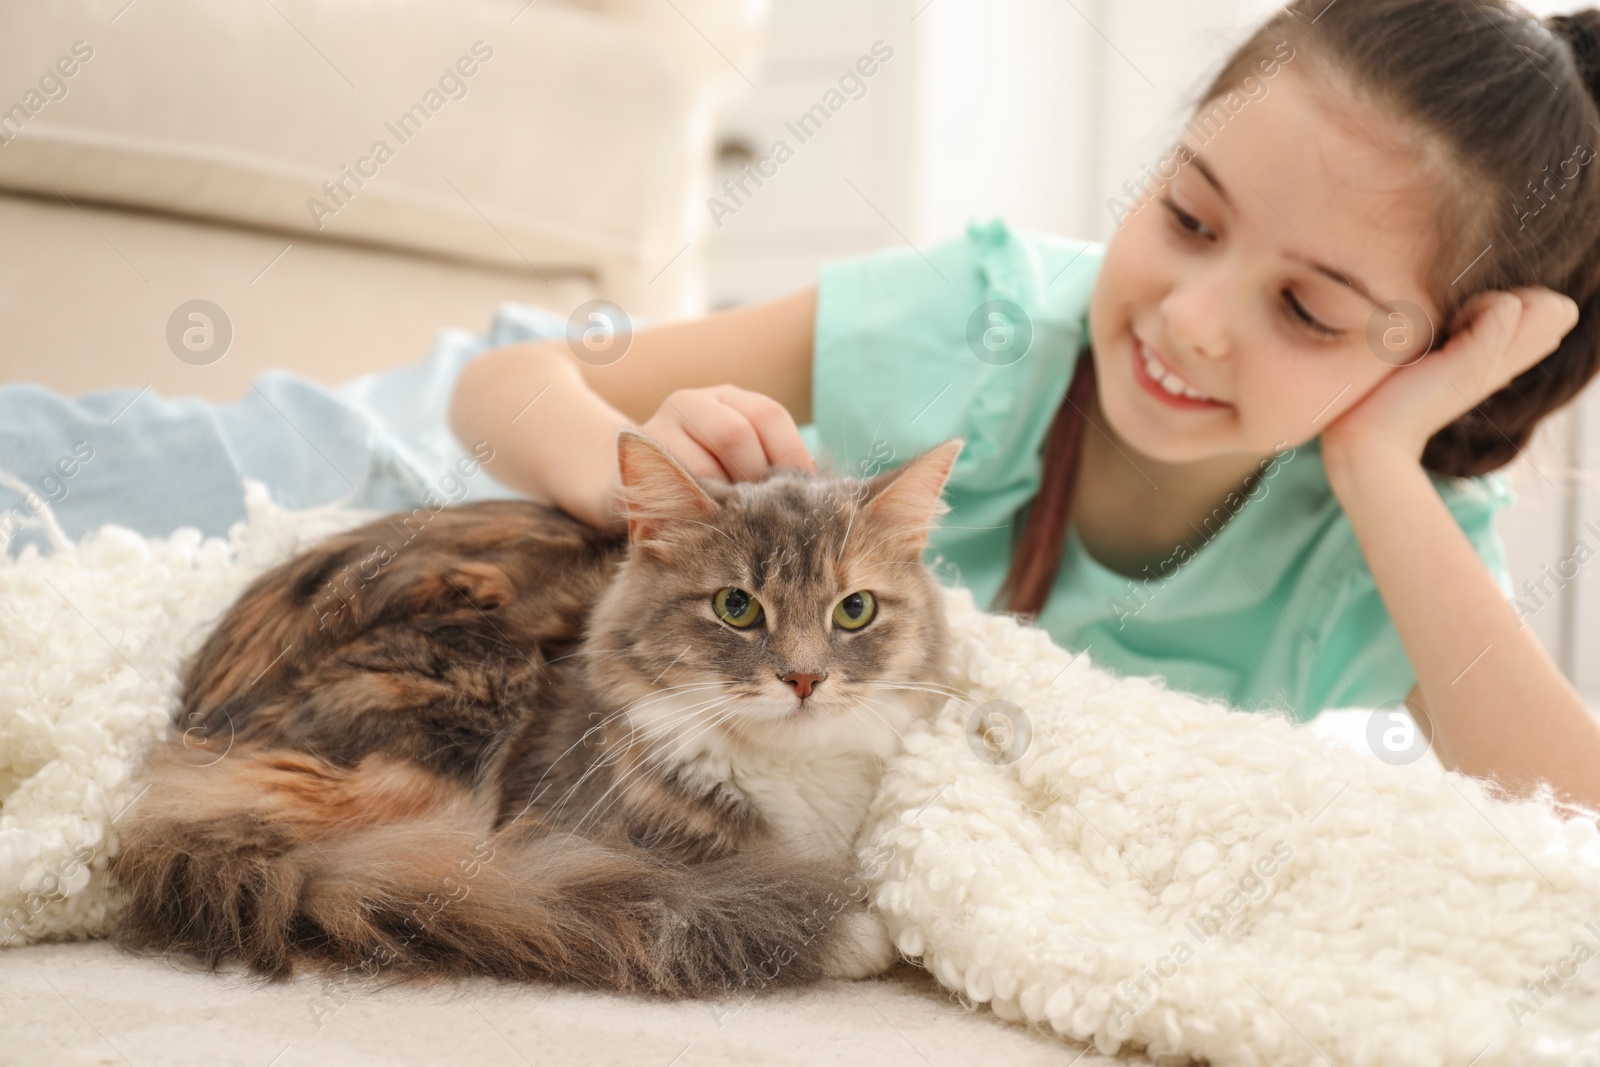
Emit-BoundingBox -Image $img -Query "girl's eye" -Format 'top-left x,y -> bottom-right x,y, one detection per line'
1163,192 -> 1345,341
1162,196 -> 1211,238
1284,290 -> 1342,339
713,587 -> 764,628
833,591 -> 877,631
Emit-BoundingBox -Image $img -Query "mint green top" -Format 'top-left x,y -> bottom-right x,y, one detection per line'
796,220 -> 1517,723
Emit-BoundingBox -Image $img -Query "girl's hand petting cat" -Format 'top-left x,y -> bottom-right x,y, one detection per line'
1320,286 -> 1580,466
593,384 -> 817,534
639,384 -> 818,484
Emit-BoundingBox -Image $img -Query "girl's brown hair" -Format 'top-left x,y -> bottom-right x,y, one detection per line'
995,0 -> 1600,619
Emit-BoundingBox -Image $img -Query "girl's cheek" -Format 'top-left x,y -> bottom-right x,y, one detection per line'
1294,362 -> 1370,436
1235,365 -> 1314,445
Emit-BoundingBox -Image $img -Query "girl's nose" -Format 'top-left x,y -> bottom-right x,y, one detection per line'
1163,268 -> 1233,362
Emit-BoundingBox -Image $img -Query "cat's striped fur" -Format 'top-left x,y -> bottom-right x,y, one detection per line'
107,430 -> 962,998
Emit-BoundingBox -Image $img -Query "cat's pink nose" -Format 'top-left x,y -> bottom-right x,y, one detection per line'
780,672 -> 826,699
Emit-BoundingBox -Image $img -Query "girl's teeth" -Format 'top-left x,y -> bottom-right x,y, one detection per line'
1142,346 -> 1211,401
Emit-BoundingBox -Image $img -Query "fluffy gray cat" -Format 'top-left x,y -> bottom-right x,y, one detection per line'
109,429 -> 964,999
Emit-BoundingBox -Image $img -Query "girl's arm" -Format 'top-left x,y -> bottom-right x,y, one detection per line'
1324,440 -> 1600,814
1321,286 -> 1600,816
448,288 -> 817,534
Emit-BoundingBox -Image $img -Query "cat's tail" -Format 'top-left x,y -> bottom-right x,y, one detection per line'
108,740 -> 887,997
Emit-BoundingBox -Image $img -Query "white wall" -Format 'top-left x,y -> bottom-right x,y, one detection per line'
910,0 -> 1096,239
1514,0 -> 1600,700
709,0 -> 1274,296
707,0 -> 920,308
910,0 -> 1280,242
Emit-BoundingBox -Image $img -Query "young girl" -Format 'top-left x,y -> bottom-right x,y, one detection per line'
450,0 -> 1600,815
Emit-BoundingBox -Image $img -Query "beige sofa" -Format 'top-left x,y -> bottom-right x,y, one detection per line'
0,0 -> 765,402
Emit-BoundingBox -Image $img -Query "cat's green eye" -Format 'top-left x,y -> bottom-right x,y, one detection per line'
833,591 -> 877,631
713,586 -> 764,629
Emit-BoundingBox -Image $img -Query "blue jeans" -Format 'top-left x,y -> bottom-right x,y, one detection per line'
0,302 -> 567,558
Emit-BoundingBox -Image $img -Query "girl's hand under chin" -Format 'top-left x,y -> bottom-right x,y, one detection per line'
1321,286 -> 1581,468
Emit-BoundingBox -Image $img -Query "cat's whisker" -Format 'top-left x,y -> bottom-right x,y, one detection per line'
856,558 -> 942,579
521,690 -> 730,817
607,696 -> 747,789
539,691 -> 740,826
596,702 -> 751,836
538,644 -> 628,667
598,682 -> 731,720
838,694 -> 902,742
522,680 -> 727,775
675,518 -> 739,546
846,694 -> 912,746
882,675 -> 968,691
621,694 -> 751,774
863,673 -> 968,692
579,681 -> 730,723
864,681 -> 979,710
864,678 -> 972,699
508,685 -> 730,824
560,696 -> 745,841
633,701 -> 744,772
856,522 -> 941,564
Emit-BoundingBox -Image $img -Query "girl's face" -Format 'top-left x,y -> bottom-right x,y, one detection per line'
1089,64 -> 1444,465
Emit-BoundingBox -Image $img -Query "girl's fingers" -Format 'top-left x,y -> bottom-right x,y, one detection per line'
655,391 -> 772,484
1433,291 -> 1524,406
645,424 -> 730,482
1435,287 -> 1575,413
1475,293 -> 1525,393
1451,290 -> 1519,357
1512,288 -> 1581,369
1471,288 -> 1574,400
640,386 -> 816,487
710,386 -> 818,474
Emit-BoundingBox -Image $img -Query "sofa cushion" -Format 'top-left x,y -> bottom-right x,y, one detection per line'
0,0 -> 696,274
0,193 -> 592,401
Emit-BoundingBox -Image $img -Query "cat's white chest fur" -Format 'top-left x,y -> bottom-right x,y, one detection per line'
666,740 -> 890,850
640,689 -> 925,852
728,753 -> 884,851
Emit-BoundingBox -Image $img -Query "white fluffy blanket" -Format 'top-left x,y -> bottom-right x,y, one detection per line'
858,592 -> 1600,1067
0,483 -> 370,945
3,487 -> 1599,1067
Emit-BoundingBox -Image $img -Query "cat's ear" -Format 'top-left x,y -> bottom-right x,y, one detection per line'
617,429 -> 720,551
860,438 -> 964,556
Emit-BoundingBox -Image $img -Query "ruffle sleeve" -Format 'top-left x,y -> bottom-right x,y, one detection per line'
805,219 -> 1101,521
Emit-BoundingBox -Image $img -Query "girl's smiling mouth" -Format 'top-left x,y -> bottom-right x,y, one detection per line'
1130,333 -> 1231,410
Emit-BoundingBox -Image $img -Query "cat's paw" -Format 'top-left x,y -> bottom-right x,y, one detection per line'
821,906 -> 898,981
